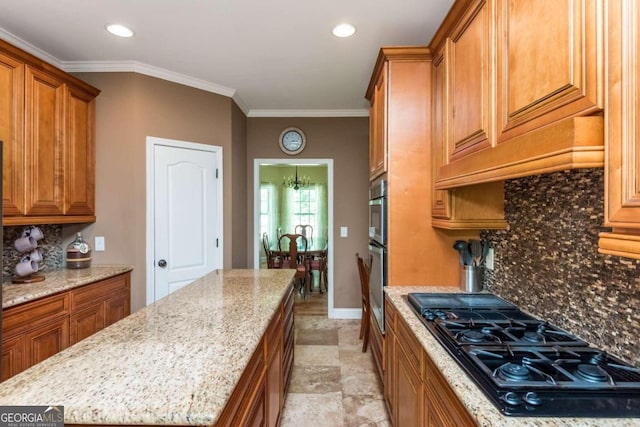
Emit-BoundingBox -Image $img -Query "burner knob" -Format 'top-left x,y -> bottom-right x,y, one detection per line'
523,392 -> 542,406
434,310 -> 447,319
423,310 -> 436,321
502,392 -> 522,406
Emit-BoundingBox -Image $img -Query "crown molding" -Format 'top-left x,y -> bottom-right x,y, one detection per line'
63,60 -> 237,98
247,109 -> 369,118
0,28 -> 63,68
232,93 -> 250,116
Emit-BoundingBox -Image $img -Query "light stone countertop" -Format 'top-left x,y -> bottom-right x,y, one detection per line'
2,265 -> 134,309
384,286 -> 640,427
0,268 -> 296,426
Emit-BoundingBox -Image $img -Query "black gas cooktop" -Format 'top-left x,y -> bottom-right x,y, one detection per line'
406,292 -> 640,418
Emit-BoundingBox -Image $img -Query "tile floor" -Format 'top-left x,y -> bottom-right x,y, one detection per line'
280,283 -> 391,426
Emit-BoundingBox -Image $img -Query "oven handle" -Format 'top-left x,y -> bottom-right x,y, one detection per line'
369,197 -> 384,207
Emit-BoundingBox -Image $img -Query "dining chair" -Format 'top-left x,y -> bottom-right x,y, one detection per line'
306,249 -> 327,293
262,233 -> 281,269
294,224 -> 313,245
356,253 -> 371,353
278,234 -> 310,298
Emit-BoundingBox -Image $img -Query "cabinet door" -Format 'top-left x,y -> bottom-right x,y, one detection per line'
69,303 -> 105,345
431,44 -> 452,219
24,65 -> 65,216
105,290 -> 130,327
25,317 -> 69,369
369,64 -> 387,179
65,85 -> 95,215
448,0 -> 494,161
603,0 -> 640,228
384,325 -> 396,419
599,0 -> 640,257
396,344 -> 422,427
0,52 -> 25,216
243,373 -> 266,427
1,335 -> 24,381
496,0 -> 603,142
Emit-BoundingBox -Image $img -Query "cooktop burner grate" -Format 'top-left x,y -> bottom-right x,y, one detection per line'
405,292 -> 640,417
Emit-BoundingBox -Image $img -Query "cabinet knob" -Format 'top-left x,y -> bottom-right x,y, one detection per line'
157,259 -> 167,268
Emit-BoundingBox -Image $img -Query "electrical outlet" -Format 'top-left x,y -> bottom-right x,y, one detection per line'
485,248 -> 495,270
340,226 -> 348,237
95,236 -> 105,251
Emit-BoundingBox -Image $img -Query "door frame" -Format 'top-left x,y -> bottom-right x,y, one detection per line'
146,136 -> 224,305
253,158 -> 335,317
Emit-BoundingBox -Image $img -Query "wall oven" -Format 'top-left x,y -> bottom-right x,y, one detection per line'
368,178 -> 387,334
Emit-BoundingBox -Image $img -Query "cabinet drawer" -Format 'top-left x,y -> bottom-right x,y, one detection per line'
3,293 -> 69,334
69,274 -> 129,311
397,316 -> 422,375
384,296 -> 396,332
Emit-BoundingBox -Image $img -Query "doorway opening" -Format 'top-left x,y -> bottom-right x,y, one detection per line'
253,159 -> 334,316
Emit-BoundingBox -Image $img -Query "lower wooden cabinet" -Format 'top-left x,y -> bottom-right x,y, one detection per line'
69,273 -> 131,344
217,282 -> 293,427
382,296 -> 475,427
2,272 -> 131,380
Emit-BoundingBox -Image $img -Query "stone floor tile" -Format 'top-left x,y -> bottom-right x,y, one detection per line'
341,365 -> 384,399
280,392 -> 345,427
342,395 -> 391,427
296,328 -> 339,345
288,365 -> 342,393
294,345 -> 340,366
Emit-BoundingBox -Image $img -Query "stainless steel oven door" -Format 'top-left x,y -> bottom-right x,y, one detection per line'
368,197 -> 386,245
368,242 -> 386,334
368,179 -> 387,246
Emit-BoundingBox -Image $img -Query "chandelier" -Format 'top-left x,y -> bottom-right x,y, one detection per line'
283,166 -> 311,190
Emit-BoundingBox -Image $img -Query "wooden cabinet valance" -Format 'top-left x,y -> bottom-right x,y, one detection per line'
431,0 -> 605,190
0,39 -> 99,225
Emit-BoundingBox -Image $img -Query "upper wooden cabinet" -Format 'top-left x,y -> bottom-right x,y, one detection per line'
496,0 -> 604,143
433,0 -> 605,189
431,39 -> 507,230
0,39 -> 99,225
368,64 -> 388,180
599,0 -> 640,259
448,0 -> 494,161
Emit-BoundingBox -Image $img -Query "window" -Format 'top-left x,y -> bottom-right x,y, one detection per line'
288,187 -> 318,234
260,183 -> 278,242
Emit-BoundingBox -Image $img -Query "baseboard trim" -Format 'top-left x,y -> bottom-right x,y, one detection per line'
329,308 -> 362,320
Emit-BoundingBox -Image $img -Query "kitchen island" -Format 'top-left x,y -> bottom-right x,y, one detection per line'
384,286 -> 640,427
0,268 -> 295,426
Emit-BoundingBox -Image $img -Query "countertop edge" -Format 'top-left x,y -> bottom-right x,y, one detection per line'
2,265 -> 134,309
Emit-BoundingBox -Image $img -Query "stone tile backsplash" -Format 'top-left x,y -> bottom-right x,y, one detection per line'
482,168 -> 640,366
3,224 -> 64,278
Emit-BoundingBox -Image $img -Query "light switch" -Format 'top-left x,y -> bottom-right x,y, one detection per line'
95,236 -> 105,251
340,226 -> 348,237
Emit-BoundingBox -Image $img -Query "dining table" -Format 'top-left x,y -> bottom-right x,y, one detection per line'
269,237 -> 328,294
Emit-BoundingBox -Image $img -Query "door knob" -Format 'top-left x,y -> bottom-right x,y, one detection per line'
158,259 -> 167,268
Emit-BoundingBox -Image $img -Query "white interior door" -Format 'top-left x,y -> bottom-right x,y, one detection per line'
148,138 -> 222,303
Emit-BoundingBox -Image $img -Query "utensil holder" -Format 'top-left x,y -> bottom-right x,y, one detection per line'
460,265 -> 482,292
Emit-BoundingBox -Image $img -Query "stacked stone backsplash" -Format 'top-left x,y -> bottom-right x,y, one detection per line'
2,224 -> 64,279
481,168 -> 640,366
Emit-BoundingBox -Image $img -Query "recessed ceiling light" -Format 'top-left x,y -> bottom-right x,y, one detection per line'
106,24 -> 135,38
332,24 -> 356,38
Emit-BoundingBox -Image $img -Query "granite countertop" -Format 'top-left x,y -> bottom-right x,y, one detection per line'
384,286 -> 640,427
0,268 -> 296,426
2,265 -> 134,309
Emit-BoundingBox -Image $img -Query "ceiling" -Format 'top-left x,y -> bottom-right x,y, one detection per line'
0,0 -> 454,116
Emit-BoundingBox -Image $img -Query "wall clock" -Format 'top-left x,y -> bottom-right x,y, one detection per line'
278,127 -> 306,155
